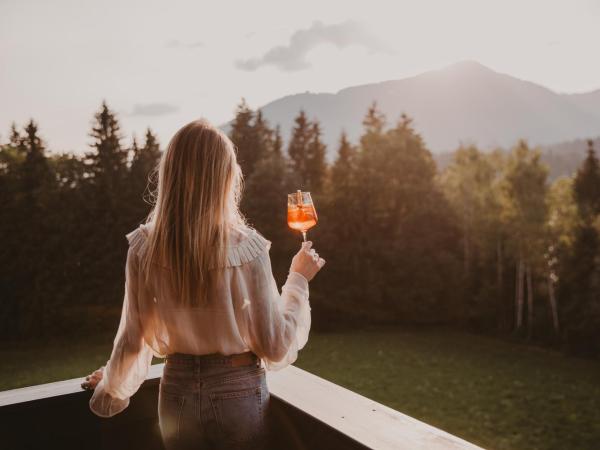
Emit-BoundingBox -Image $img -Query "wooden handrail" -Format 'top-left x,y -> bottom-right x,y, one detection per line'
0,364 -> 485,450
268,365 -> 484,450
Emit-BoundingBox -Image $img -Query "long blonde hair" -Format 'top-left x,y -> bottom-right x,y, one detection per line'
141,119 -> 247,306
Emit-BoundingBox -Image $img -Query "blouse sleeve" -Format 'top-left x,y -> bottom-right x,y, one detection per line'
238,247 -> 311,371
89,243 -> 154,418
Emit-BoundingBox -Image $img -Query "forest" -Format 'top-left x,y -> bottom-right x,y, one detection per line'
1,100 -> 599,358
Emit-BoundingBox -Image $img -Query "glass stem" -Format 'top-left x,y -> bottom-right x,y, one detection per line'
302,231 -> 307,242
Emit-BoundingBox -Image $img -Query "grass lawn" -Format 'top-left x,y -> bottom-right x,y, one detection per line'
296,326 -> 600,450
1,326 -> 599,450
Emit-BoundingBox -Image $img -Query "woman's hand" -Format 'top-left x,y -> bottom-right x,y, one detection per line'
81,366 -> 104,391
290,241 -> 326,282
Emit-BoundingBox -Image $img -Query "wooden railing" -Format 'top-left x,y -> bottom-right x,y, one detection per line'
0,364 -> 485,450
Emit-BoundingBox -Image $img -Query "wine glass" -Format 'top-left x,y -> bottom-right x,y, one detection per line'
287,190 -> 318,242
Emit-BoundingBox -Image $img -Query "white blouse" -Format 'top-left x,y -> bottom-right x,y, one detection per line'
89,223 -> 311,417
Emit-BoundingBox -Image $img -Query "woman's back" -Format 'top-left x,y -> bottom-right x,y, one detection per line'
130,222 -> 289,358
88,220 -> 315,416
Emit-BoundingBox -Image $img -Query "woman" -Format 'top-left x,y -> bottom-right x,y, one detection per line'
81,119 -> 325,449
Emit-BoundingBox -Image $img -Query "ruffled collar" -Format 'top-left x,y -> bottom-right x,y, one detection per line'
125,224 -> 271,269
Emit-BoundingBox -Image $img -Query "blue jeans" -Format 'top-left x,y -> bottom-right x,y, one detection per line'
159,352 -> 270,450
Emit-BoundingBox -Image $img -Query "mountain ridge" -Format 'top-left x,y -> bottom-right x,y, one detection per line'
224,61 -> 600,158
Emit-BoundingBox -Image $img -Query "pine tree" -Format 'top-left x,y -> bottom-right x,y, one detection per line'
21,119 -> 53,201
131,129 -> 160,180
355,102 -> 387,225
305,121 -> 327,192
560,223 -> 600,355
143,128 -> 161,156
560,139 -> 600,355
272,125 -> 283,157
9,122 -> 25,154
254,110 -> 273,153
87,101 -> 127,197
129,129 -> 161,223
84,102 -> 130,307
360,101 -> 386,147
0,125 -> 25,337
324,131 -> 360,306
15,120 -> 55,335
574,139 -> 600,222
230,99 -> 260,178
129,135 -> 140,174
345,106 -> 462,322
287,110 -> 312,188
331,131 -> 356,190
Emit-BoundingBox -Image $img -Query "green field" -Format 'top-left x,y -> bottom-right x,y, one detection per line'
1,327 -> 599,450
296,327 -> 600,450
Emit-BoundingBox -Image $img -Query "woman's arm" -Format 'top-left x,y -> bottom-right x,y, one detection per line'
239,241 -> 324,371
88,245 -> 154,417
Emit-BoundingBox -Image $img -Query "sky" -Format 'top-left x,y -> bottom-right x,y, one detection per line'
1,0 -> 600,154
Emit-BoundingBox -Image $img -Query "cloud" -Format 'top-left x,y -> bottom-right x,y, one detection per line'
235,20 -> 389,72
130,103 -> 179,117
166,39 -> 204,49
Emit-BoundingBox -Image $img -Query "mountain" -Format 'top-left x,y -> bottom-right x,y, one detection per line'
229,61 -> 600,159
565,89 -> 600,118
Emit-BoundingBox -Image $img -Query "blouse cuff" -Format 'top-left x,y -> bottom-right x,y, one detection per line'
283,271 -> 309,300
89,377 -> 130,418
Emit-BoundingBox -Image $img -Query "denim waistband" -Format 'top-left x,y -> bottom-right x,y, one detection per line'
165,351 -> 259,368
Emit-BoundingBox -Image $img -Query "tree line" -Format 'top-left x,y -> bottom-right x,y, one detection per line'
1,100 -> 599,357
